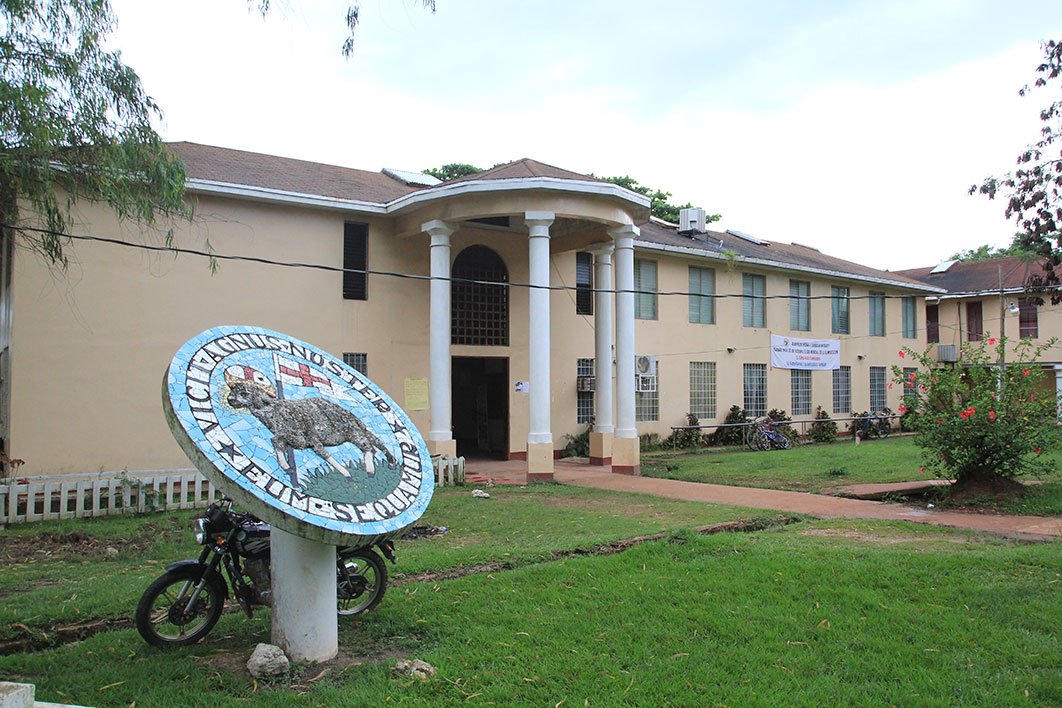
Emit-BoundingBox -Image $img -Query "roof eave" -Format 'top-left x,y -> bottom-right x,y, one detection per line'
635,240 -> 946,293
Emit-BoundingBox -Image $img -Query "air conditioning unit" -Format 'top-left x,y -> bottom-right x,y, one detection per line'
937,344 -> 958,362
635,355 -> 657,376
637,374 -> 658,393
679,208 -> 707,234
577,375 -> 596,392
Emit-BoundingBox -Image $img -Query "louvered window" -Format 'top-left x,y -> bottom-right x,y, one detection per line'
576,252 -> 593,315
743,273 -> 766,328
343,223 -> 368,300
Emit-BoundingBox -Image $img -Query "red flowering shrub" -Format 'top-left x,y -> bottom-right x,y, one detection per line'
894,336 -> 1057,488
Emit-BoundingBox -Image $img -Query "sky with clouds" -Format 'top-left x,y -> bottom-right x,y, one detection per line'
109,0 -> 1062,271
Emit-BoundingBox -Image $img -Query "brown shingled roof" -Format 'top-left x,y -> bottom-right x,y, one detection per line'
638,221 -> 939,291
441,158 -> 602,185
167,142 -> 418,204
895,256 -> 1051,294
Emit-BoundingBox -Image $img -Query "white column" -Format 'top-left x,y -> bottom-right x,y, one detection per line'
526,211 -> 555,449
271,529 -> 337,662
588,243 -> 614,434
424,220 -> 456,456
1055,365 -> 1062,423
610,225 -> 638,440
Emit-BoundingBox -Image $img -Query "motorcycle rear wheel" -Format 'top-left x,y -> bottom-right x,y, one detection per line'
135,567 -> 224,646
337,549 -> 388,616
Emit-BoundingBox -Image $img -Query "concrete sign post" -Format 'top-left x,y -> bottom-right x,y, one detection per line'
164,326 -> 434,661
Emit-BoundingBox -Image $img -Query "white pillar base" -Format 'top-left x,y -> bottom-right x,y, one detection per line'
270,528 -> 338,663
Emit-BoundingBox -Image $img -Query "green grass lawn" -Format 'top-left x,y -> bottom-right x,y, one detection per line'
1,486 -> 1060,707
644,435 -> 1062,510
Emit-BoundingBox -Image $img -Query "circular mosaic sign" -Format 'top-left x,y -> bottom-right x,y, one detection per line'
164,326 -> 434,545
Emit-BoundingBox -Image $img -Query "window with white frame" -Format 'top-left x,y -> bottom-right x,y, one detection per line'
903,367 -> 918,403
635,359 -> 659,422
577,358 -> 595,424
689,361 -> 717,419
833,365 -> 851,414
742,273 -> 766,328
832,286 -> 849,334
870,367 -> 887,412
342,352 -> 367,375
790,280 -> 810,331
743,363 -> 767,417
791,369 -> 811,416
689,266 -> 715,324
902,296 -> 917,338
869,291 -> 885,336
634,258 -> 657,320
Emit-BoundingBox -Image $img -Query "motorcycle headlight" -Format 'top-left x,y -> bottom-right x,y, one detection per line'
195,518 -> 207,545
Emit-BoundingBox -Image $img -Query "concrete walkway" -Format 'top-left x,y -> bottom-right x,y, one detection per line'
464,458 -> 1062,542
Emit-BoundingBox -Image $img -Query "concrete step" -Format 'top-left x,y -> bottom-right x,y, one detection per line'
0,683 -> 91,708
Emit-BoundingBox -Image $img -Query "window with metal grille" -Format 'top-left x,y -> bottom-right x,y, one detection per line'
743,363 -> 767,417
966,301 -> 983,341
926,304 -> 939,343
791,369 -> 811,416
576,252 -> 593,316
790,280 -> 810,331
635,360 -> 658,422
902,296 -> 917,338
342,222 -> 368,300
634,258 -> 657,320
743,273 -> 766,328
833,366 -> 851,414
869,292 -> 885,336
342,352 -> 367,375
832,286 -> 849,334
870,367 -> 886,411
451,246 -> 509,346
689,266 -> 715,324
689,361 -> 716,419
903,367 -> 918,403
576,358 -> 595,424
1019,299 -> 1038,338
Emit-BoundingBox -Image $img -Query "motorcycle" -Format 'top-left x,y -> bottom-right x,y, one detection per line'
135,498 -> 395,646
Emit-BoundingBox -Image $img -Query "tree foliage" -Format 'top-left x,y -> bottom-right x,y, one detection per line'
423,163 -> 722,224
894,337 -> 1056,490
253,0 -> 436,58
422,163 -> 483,182
949,239 -> 1037,262
0,0 -> 189,265
971,40 -> 1062,297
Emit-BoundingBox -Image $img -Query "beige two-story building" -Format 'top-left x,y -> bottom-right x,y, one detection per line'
3,143 -> 943,481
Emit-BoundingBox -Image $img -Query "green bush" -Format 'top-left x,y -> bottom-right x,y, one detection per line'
808,406 -> 838,443
710,405 -> 747,446
895,336 -> 1057,486
562,424 -> 591,458
667,413 -> 705,449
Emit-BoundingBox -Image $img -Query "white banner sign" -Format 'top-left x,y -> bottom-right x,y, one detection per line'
770,335 -> 840,370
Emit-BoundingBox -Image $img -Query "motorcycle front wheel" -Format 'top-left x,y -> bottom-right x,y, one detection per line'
337,549 -> 388,616
135,567 -> 224,646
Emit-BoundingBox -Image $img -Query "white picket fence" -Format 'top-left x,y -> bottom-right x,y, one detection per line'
0,456 -> 466,525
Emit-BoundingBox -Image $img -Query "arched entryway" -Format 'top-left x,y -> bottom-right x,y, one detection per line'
451,246 -> 510,458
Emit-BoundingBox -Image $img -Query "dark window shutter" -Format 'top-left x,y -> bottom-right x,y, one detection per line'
966,301 -> 983,341
343,223 -> 368,300
576,252 -> 593,315
926,304 -> 939,343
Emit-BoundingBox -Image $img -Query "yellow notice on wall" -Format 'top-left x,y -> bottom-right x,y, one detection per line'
404,377 -> 430,411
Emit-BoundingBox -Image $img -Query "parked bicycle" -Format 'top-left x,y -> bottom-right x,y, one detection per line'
744,417 -> 793,451
857,411 -> 892,440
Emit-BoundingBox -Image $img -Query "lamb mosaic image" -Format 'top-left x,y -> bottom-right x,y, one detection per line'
166,326 -> 433,538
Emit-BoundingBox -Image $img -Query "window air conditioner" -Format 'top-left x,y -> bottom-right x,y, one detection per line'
577,376 -> 596,392
937,344 -> 958,362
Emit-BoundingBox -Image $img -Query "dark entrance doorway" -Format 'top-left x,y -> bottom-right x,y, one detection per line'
452,357 -> 509,459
